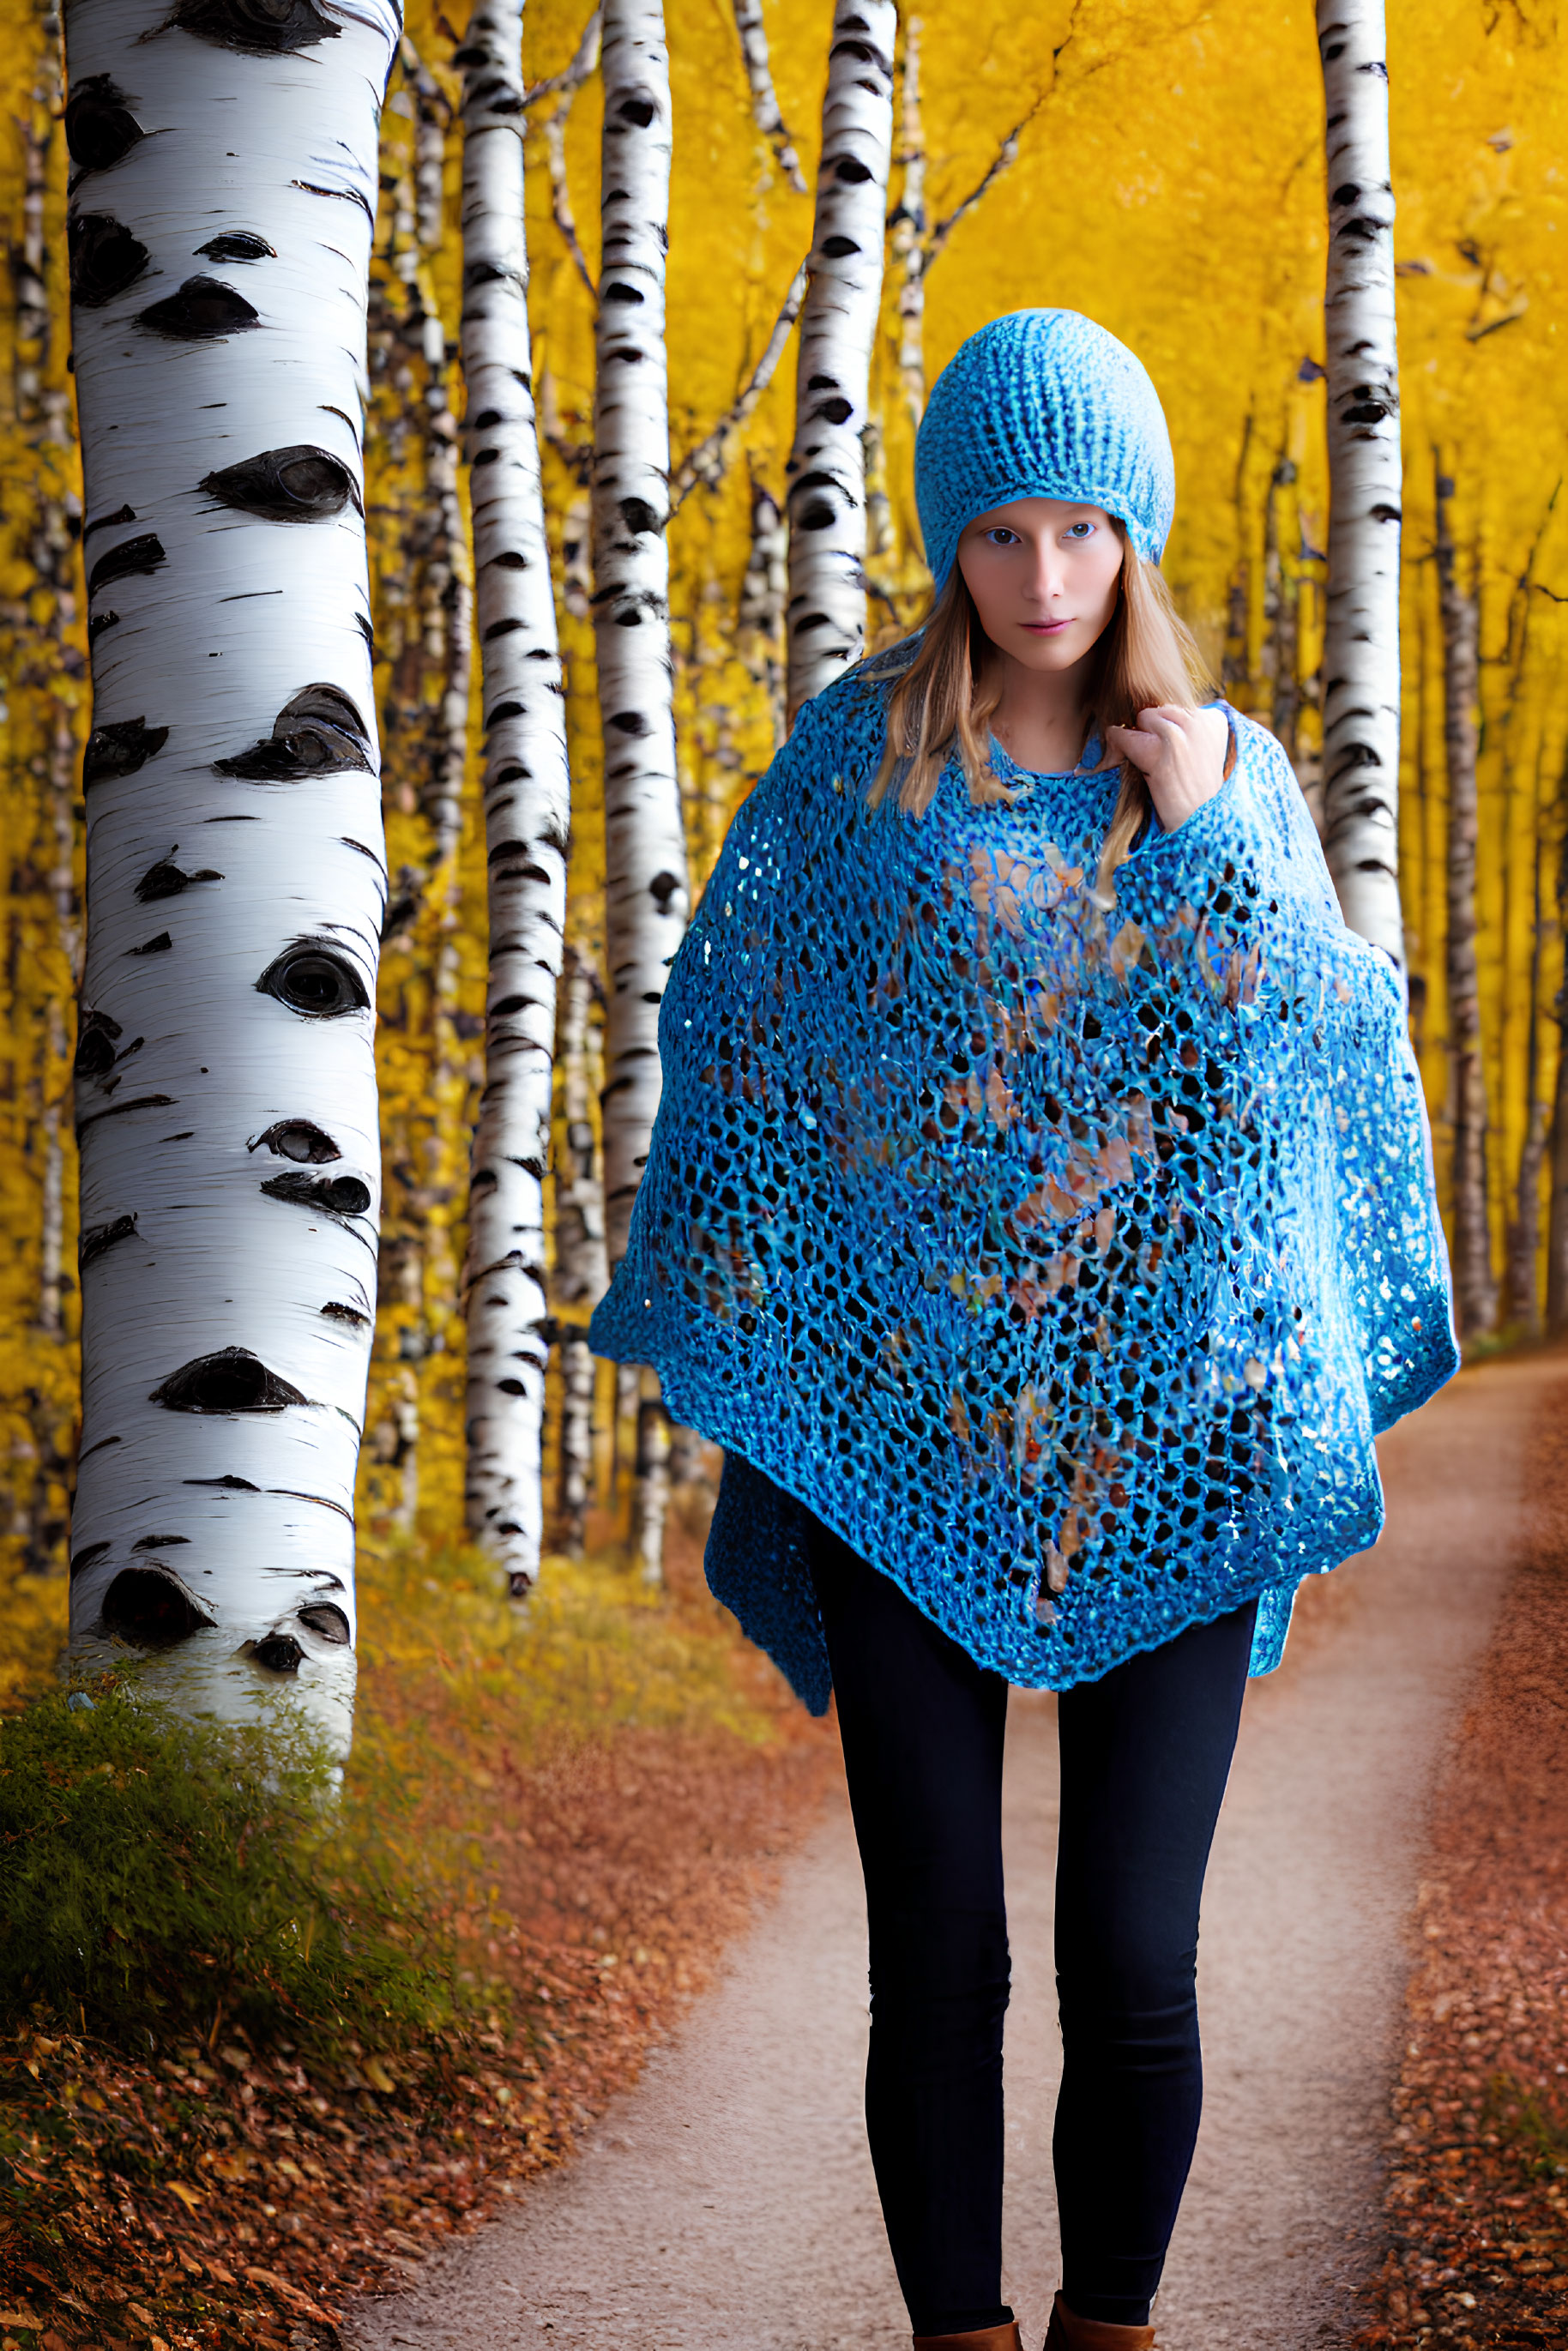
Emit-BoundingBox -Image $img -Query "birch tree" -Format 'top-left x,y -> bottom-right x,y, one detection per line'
732,0 -> 806,193
553,941 -> 608,1556
1434,467 -> 1494,1341
454,0 -> 572,1594
1316,1 -> 1405,965
592,0 -> 688,1582
63,0 -> 400,1750
784,0 -> 896,721
1547,747 -> 1568,1339
593,0 -> 686,1259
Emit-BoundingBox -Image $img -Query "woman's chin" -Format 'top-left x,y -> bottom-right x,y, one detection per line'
1006,630 -> 1086,672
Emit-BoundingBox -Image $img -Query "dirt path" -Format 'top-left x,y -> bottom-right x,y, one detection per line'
346,1357 -> 1549,2351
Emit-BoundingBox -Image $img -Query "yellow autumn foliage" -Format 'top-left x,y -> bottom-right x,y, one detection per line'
0,0 -> 1563,1649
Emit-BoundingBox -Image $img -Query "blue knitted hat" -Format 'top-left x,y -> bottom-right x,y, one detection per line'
915,310 -> 1176,588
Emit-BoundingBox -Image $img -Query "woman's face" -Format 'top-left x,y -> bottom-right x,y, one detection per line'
956,498 -> 1124,676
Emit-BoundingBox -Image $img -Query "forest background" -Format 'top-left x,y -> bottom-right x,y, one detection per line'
0,0 -> 1564,1607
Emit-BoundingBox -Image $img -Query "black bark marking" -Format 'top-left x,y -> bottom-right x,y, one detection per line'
298,1600 -> 351,1643
820,236 -> 859,260
184,1473 -> 260,1489
610,710 -> 651,737
216,682 -> 371,779
260,1170 -> 371,1216
268,1489 -> 353,1522
133,1532 -> 190,1548
833,155 -> 872,183
340,835 -> 384,867
151,1347 -> 309,1413
292,178 -> 374,228
137,277 -> 260,339
88,612 -> 121,644
813,395 -> 853,424
618,495 -> 662,535
79,1212 -> 138,1266
250,1118 -> 340,1163
69,1540 -> 112,1580
87,535 -> 166,594
648,870 -> 680,907
128,932 -> 172,955
603,280 -> 644,304
201,444 -> 360,522
196,230 -> 275,262
321,1300 -> 370,1324
136,856 -> 223,901
614,93 -> 657,128
82,503 -> 136,543
168,0 -> 341,54
78,1434 -> 122,1462
77,1094 -> 176,1131
256,943 -> 370,1018
73,1009 -> 124,1077
64,76 -> 144,174
100,1566 -> 214,1645
69,214 -> 150,306
248,1631 -> 305,1673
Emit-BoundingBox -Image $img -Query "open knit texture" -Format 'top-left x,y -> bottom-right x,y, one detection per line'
914,310 -> 1176,584
588,654 -> 1459,1712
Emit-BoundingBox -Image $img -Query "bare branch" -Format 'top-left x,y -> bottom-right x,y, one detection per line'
669,259 -> 809,511
399,31 -> 452,115
543,102 -> 596,299
522,5 -> 602,108
922,112 -> 1032,273
732,0 -> 808,195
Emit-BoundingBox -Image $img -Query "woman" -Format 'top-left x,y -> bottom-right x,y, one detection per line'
590,310 -> 1456,2350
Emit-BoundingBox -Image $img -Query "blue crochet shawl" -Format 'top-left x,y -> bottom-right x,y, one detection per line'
589,653 -> 1458,1712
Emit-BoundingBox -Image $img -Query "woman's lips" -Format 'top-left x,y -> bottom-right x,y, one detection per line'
1022,618 -> 1071,634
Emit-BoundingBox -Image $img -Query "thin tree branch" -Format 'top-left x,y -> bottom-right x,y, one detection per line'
522,5 -> 602,108
731,0 -> 808,195
669,259 -> 809,511
543,103 -> 596,299
400,31 -> 453,116
922,111 -> 1033,273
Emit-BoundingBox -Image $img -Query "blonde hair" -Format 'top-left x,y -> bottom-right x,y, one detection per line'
867,523 -> 1216,905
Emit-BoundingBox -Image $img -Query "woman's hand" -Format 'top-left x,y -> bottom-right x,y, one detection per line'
1105,704 -> 1230,833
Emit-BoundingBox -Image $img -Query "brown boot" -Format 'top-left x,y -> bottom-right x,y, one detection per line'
912,2327 -> 1023,2350
1042,2292 -> 1156,2350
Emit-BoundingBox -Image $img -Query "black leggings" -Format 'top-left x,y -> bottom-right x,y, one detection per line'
808,1521 -> 1256,2336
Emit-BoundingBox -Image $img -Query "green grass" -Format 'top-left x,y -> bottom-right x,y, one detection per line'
0,1529 -> 792,2059
0,1676 -> 472,2054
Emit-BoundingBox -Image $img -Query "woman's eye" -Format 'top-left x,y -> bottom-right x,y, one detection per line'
1064,521 -> 1095,540
986,527 -> 1019,545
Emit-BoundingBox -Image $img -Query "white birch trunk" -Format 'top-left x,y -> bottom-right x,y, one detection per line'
732,0 -> 806,194
455,0 -> 573,1594
890,11 -> 926,429
1317,0 -> 1405,965
785,0 -> 895,724
554,943 -> 606,1557
552,940 -> 609,1311
593,0 -> 688,1271
1436,467 -> 1495,1341
63,0 -> 400,1753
